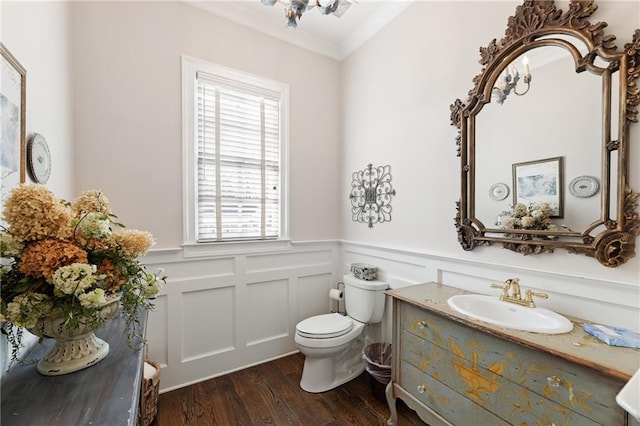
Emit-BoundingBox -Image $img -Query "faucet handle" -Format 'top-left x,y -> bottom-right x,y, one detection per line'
490,278 -> 512,290
524,290 -> 549,307
490,280 -> 512,299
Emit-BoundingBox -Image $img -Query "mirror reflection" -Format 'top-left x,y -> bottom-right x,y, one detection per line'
475,45 -> 605,234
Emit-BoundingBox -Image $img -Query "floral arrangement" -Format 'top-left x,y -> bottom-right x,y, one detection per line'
0,184 -> 165,362
498,202 -> 559,235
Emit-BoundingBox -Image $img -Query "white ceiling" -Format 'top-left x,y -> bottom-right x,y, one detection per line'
183,0 -> 413,60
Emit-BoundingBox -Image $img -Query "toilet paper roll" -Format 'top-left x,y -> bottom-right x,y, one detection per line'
329,288 -> 344,301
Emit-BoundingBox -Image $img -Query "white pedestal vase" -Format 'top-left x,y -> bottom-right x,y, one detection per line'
27,296 -> 121,376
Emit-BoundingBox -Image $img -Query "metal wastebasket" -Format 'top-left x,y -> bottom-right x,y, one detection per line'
362,342 -> 392,400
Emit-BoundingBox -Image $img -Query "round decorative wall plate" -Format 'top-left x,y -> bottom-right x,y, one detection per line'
489,183 -> 509,201
569,175 -> 599,198
27,133 -> 51,184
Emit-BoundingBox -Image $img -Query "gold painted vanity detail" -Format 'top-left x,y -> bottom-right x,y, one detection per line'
385,283 -> 640,425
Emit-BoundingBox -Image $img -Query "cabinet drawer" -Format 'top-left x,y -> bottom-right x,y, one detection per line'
401,330 -> 601,426
400,360 -> 510,426
400,303 -> 624,425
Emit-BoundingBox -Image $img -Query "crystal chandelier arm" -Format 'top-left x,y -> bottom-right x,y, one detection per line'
317,0 -> 340,15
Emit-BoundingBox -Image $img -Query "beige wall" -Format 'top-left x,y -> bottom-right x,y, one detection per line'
70,1 -> 343,247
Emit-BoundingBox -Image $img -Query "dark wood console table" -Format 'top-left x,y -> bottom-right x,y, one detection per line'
1,310 -> 147,425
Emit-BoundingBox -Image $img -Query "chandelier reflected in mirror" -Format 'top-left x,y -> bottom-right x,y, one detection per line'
492,56 -> 532,104
261,0 -> 352,29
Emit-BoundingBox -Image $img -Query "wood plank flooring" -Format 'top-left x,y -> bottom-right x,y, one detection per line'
154,353 -> 426,426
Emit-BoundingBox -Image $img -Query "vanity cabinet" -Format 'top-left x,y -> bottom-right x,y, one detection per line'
386,283 -> 640,426
1,310 -> 148,425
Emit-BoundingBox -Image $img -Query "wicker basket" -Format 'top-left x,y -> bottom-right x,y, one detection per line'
139,360 -> 161,426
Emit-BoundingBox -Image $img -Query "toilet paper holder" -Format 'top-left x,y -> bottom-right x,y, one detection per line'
330,282 -> 346,315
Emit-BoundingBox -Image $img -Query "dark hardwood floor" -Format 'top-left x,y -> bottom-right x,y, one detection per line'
154,353 -> 426,426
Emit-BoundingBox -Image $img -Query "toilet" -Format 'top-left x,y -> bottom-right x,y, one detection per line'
294,273 -> 388,393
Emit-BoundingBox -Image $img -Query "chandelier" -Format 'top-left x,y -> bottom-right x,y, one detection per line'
261,0 -> 350,30
492,57 -> 532,104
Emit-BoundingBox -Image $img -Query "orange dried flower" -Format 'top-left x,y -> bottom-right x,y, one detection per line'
73,234 -> 114,252
18,239 -> 88,281
97,258 -> 126,292
113,230 -> 154,258
2,184 -> 72,241
72,190 -> 112,216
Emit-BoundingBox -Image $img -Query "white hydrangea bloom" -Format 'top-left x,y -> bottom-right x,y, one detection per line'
52,263 -> 104,295
140,269 -> 164,298
5,293 -> 53,328
75,212 -> 111,239
78,288 -> 107,308
0,232 -> 24,258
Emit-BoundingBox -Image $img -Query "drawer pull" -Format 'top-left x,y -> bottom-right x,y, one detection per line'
417,384 -> 426,393
547,375 -> 561,388
417,321 -> 428,330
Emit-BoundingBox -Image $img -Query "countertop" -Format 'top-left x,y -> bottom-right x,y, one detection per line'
386,282 -> 640,382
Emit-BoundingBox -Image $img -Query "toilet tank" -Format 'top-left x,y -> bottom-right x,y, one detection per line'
343,274 -> 388,323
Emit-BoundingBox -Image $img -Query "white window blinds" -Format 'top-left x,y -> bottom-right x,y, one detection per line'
196,72 -> 281,242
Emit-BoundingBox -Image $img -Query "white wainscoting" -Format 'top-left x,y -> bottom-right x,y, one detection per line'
143,241 -> 341,392
142,239 -> 639,393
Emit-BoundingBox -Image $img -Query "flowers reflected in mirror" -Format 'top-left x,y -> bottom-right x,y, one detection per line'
497,202 -> 559,239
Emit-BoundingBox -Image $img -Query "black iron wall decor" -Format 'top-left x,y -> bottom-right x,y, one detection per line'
349,163 -> 396,228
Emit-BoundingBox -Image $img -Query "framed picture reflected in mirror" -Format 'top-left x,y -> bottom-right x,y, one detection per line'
512,156 -> 564,218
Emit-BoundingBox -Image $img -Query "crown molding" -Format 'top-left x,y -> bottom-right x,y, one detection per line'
338,1 -> 411,59
182,1 -> 413,61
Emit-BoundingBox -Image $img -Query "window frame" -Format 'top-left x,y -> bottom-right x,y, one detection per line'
182,56 -> 289,250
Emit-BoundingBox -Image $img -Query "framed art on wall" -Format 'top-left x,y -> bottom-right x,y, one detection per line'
0,42 -> 26,207
512,156 -> 564,218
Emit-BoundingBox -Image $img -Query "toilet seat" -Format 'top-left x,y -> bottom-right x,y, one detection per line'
296,313 -> 353,339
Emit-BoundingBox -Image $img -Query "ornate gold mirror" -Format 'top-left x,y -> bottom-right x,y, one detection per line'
450,0 -> 640,267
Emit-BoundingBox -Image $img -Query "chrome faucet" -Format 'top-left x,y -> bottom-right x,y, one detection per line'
490,278 -> 548,308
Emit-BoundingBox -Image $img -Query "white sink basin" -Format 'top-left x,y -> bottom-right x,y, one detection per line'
617,368 -> 640,421
447,294 -> 573,334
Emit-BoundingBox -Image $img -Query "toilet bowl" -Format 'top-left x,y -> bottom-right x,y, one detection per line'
295,313 -> 366,393
295,274 -> 388,393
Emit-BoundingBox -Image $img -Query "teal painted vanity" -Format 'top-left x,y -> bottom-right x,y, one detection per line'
385,283 -> 640,426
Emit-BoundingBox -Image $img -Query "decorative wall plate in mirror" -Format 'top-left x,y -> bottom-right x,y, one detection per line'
449,0 -> 640,267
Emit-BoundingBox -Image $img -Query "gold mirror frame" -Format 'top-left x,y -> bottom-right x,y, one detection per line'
450,0 -> 640,267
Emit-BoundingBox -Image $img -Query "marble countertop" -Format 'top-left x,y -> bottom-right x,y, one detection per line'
386,282 -> 640,382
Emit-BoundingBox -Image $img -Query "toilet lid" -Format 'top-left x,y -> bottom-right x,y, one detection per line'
296,313 -> 353,338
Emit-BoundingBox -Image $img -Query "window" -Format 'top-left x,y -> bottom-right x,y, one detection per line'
183,57 -> 288,244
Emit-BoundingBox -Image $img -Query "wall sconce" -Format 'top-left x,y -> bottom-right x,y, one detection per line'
493,57 -> 531,104
349,164 -> 396,228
